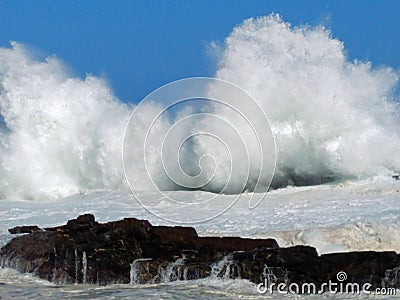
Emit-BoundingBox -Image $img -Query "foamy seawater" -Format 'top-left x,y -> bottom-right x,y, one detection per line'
1,178 -> 400,298
1,12 -> 400,299
0,15 -> 399,201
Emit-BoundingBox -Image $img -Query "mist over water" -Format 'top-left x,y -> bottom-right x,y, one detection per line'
0,14 -> 399,200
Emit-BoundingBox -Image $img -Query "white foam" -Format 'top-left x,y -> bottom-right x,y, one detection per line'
212,14 -> 400,183
0,14 -> 399,200
0,42 -> 131,200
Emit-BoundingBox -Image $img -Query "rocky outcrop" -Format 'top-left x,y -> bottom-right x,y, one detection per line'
1,214 -> 399,292
270,173 -> 339,188
0,214 -> 277,284
8,225 -> 42,234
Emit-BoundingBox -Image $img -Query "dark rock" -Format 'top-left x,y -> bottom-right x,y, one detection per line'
320,251 -> 400,286
270,172 -> 339,189
0,214 -> 278,284
8,225 -> 42,234
1,214 -> 399,292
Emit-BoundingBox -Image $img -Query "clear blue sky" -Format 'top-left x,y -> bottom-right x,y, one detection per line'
0,0 -> 399,103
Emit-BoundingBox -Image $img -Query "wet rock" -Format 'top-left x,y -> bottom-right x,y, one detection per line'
320,251 -> 400,288
1,214 -> 399,291
1,214 -> 278,284
270,173 -> 339,189
8,225 -> 42,234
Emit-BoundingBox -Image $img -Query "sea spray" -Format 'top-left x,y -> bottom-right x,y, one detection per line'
130,258 -> 152,284
82,251 -> 87,284
74,249 -> 78,284
157,255 -> 187,282
211,14 -> 400,183
0,13 -> 399,200
0,42 -> 131,200
210,253 -> 242,280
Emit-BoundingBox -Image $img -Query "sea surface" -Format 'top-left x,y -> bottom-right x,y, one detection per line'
1,177 -> 399,299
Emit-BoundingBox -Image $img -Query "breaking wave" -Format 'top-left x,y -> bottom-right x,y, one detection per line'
0,14 -> 399,200
213,14 -> 400,186
0,42 -> 130,199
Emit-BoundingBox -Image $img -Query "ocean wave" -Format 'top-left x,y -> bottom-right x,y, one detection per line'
0,14 -> 399,200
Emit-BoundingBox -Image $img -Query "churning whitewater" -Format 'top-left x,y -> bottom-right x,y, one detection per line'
0,14 -> 399,201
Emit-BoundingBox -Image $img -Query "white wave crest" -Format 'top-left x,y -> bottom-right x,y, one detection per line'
0,43 -> 130,199
214,14 -> 400,183
0,13 -> 399,200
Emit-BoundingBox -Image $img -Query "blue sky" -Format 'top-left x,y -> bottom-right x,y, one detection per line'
0,1 -> 399,103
